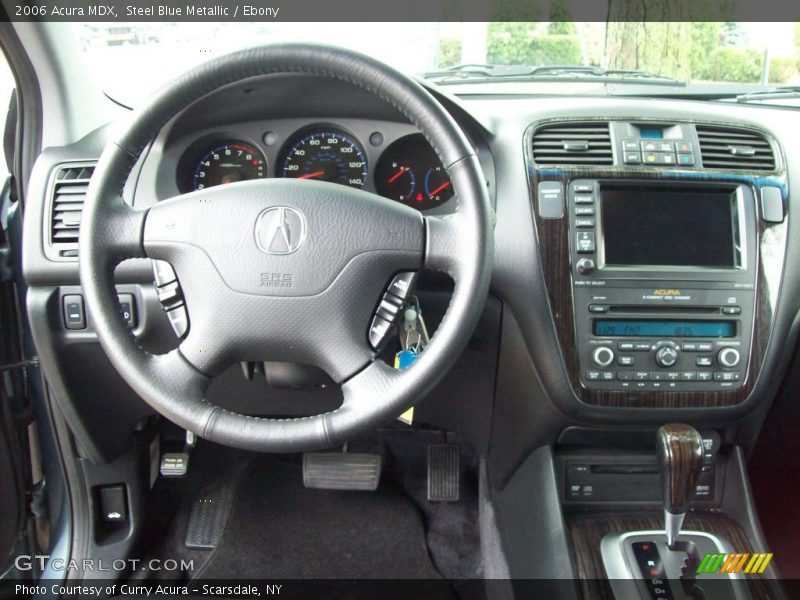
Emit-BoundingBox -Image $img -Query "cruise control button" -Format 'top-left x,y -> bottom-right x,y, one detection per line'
152,260 -> 178,286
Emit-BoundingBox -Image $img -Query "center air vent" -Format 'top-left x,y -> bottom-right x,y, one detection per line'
531,122 -> 612,166
49,164 -> 94,251
696,125 -> 775,171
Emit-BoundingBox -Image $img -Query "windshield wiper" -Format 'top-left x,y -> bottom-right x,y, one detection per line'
422,63 -> 685,85
736,86 -> 800,103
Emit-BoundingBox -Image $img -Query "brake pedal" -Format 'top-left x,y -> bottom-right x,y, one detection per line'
303,452 -> 382,491
427,444 -> 460,502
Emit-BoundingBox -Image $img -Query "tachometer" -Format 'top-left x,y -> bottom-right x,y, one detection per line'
280,128 -> 367,189
192,142 -> 267,190
375,134 -> 453,210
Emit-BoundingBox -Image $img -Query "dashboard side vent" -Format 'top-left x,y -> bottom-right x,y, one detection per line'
49,164 -> 95,248
531,122 -> 612,166
696,126 -> 775,171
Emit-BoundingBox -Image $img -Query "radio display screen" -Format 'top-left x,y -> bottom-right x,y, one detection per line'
600,186 -> 738,268
593,319 -> 736,338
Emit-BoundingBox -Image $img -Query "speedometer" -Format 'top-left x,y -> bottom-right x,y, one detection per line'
192,142 -> 267,191
279,128 -> 367,189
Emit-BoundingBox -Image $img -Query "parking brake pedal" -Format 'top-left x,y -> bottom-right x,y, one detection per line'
427,444 -> 460,502
303,452 -> 382,491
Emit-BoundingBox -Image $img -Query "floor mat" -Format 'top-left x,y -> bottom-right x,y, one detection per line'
193,455 -> 449,582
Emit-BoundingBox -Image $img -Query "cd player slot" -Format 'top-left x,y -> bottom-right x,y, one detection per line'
607,305 -> 721,314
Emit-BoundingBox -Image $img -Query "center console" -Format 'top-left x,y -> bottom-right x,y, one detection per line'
567,180 -> 758,393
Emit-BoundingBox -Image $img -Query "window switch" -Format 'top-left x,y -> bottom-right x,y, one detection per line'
99,485 -> 128,524
63,294 -> 86,330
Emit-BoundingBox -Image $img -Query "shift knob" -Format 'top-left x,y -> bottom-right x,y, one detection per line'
656,423 -> 703,548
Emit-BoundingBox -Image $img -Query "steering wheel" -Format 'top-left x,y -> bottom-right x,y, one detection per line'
80,44 -> 493,452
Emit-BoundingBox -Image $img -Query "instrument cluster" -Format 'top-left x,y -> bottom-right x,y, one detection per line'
175,124 -> 454,212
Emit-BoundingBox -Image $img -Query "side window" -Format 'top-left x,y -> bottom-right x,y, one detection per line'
0,54 -> 14,186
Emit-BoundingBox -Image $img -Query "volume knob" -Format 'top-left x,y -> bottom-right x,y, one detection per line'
655,346 -> 679,368
592,346 -> 615,368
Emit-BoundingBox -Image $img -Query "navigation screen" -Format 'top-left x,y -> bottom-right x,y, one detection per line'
593,319 -> 736,338
600,186 -> 737,268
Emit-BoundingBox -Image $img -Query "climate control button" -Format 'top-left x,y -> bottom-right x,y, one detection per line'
592,346 -> 615,368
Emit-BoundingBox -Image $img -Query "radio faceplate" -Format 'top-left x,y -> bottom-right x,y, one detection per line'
569,179 -> 758,393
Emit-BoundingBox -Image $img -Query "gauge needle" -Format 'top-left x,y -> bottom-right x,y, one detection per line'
387,166 -> 410,184
428,181 -> 451,198
298,170 -> 326,179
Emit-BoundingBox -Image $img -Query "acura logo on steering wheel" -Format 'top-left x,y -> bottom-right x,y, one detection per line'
254,206 -> 307,255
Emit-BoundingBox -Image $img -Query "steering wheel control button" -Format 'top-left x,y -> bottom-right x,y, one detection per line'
152,259 -> 178,286
156,280 -> 183,310
166,306 -> 189,339
368,316 -> 394,351
655,346 -> 679,368
63,294 -> 86,330
592,346 -> 615,368
718,347 -> 741,368
117,294 -> 137,328
387,272 -> 417,301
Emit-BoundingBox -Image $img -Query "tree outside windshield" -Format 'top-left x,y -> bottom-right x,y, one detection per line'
79,20 -> 800,105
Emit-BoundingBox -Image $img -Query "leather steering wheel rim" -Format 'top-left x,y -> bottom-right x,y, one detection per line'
79,43 -> 493,452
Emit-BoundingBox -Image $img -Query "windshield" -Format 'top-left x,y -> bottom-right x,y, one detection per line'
79,21 -> 799,105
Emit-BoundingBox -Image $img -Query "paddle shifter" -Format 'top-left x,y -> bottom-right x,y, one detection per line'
656,423 -> 704,549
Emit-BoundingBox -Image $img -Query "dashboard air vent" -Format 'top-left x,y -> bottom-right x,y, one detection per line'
531,122 -> 612,166
50,164 -> 95,246
696,126 -> 775,171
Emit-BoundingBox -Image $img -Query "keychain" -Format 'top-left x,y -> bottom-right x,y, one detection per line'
394,296 -> 429,424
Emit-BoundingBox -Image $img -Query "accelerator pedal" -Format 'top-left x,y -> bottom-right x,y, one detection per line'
303,452 -> 382,491
427,444 -> 460,502
185,479 -> 237,549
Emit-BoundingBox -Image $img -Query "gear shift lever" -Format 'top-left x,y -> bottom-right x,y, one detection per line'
656,423 -> 703,549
